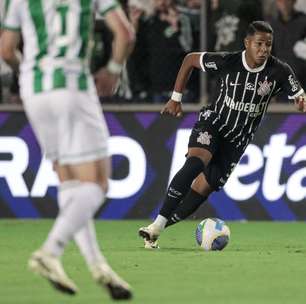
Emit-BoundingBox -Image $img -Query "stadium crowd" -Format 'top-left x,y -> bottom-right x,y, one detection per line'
0,0 -> 306,104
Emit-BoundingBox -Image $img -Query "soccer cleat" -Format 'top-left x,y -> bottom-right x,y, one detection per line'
28,249 -> 78,295
144,238 -> 159,249
91,262 -> 132,300
138,226 -> 160,249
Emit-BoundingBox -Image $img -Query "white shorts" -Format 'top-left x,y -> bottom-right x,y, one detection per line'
23,89 -> 109,165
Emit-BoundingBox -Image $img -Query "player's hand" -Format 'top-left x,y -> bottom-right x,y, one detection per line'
94,68 -> 120,97
294,94 -> 306,112
161,99 -> 183,117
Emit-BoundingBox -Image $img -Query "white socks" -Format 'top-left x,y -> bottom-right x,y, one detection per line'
74,220 -> 106,266
150,215 -> 167,233
43,181 -> 104,258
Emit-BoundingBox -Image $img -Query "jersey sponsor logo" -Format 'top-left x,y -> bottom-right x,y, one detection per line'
246,83 -> 255,90
197,131 -> 212,146
288,74 -> 299,92
257,79 -> 272,96
224,95 -> 266,117
205,61 -> 218,70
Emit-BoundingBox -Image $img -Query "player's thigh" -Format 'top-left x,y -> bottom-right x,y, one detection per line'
187,147 -> 212,166
205,142 -> 243,191
55,158 -> 111,189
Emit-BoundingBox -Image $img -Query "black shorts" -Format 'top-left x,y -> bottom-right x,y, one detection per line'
188,108 -> 245,191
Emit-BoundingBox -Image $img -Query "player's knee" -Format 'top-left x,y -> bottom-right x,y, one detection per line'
192,183 -> 213,197
188,148 -> 212,166
191,174 -> 213,197
180,156 -> 205,179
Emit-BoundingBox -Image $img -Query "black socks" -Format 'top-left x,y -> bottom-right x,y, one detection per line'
166,189 -> 207,227
159,157 -> 204,218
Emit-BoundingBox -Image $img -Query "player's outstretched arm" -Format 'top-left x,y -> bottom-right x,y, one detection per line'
161,52 -> 202,117
294,93 -> 306,112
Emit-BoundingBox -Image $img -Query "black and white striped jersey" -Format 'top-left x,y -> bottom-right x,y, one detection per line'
200,51 -> 304,149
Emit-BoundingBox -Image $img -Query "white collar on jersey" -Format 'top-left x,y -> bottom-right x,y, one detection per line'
242,50 -> 267,73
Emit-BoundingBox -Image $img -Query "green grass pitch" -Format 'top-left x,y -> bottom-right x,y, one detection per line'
1,220 -> 306,304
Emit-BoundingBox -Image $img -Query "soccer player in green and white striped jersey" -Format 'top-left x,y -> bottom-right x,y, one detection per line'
0,0 -> 135,300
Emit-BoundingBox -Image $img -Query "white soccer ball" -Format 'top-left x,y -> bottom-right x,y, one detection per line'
195,218 -> 230,251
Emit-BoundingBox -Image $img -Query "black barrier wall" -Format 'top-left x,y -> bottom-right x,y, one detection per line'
0,111 -> 306,220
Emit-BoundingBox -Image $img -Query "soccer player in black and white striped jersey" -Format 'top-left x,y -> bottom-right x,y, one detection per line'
139,20 -> 306,249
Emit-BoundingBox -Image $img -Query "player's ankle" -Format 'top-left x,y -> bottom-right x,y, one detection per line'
151,214 -> 167,231
148,223 -> 162,235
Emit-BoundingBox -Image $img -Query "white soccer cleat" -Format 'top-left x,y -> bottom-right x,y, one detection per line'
91,262 -> 132,300
28,249 -> 78,295
138,226 -> 160,249
144,239 -> 160,249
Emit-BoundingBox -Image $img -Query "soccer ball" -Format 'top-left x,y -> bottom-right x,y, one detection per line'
195,218 -> 230,251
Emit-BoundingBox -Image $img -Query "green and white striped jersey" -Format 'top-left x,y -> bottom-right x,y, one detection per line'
2,0 -> 119,98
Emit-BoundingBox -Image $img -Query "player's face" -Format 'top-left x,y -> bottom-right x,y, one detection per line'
245,32 -> 273,66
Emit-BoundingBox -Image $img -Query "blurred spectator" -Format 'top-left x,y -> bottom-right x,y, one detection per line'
0,1 -> 4,103
207,0 -> 263,104
269,0 -> 306,101
295,0 -> 306,13
0,2 -> 21,104
121,0 -> 154,102
263,0 -> 306,20
208,0 -> 263,51
262,0 -> 278,19
126,0 -> 194,103
177,0 -> 201,47
177,0 -> 201,101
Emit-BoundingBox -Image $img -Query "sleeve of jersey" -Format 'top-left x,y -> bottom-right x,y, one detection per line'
96,0 -> 120,17
199,52 -> 229,74
2,0 -> 21,31
281,64 -> 304,99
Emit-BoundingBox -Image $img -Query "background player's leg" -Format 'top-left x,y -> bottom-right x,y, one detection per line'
43,159 -> 109,258
50,159 -> 132,300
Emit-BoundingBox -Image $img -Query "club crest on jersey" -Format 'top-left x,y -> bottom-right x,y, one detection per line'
257,79 -> 272,96
197,131 -> 212,146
